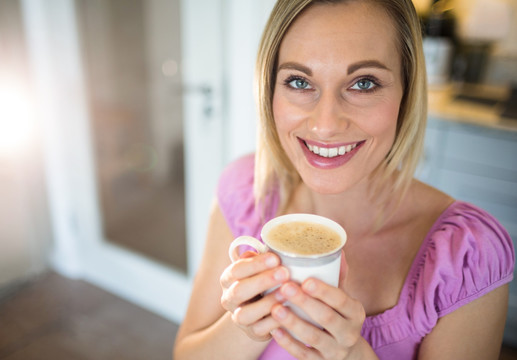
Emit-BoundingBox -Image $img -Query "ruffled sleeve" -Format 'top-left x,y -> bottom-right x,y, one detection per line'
217,154 -> 278,239
411,201 -> 515,336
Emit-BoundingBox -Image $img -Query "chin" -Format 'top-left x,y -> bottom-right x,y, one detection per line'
300,173 -> 352,195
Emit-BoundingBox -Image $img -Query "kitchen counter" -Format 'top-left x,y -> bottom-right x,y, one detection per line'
428,84 -> 517,132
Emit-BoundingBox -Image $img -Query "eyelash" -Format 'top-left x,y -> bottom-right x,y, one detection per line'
283,75 -> 312,91
350,76 -> 381,93
282,75 -> 382,94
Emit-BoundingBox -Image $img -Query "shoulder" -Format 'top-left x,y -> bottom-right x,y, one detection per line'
216,154 -> 268,238
429,201 -> 514,276
411,201 -> 515,334
217,153 -> 255,195
217,153 -> 255,220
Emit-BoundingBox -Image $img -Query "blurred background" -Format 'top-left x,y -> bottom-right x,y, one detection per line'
1,0 -> 517,359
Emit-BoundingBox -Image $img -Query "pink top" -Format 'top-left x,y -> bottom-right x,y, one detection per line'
217,154 -> 515,360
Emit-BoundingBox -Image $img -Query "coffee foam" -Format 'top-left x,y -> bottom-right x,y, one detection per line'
266,221 -> 342,256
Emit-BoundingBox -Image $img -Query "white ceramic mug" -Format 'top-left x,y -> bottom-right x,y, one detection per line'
228,213 -> 347,325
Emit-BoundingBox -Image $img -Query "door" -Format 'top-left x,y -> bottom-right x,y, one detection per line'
21,0 -> 224,323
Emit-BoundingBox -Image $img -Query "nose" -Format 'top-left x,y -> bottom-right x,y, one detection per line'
307,90 -> 348,138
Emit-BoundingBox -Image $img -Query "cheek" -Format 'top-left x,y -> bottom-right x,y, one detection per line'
272,95 -> 303,135
272,95 -> 291,155
362,98 -> 400,142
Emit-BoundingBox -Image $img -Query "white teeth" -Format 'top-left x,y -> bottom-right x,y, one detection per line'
306,142 -> 358,158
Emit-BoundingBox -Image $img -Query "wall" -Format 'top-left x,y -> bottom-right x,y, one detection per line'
0,158 -> 33,288
0,0 -> 51,292
454,0 -> 517,55
224,0 -> 276,163
0,152 -> 50,291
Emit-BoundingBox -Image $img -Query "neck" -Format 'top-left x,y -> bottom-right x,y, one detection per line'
287,177 -> 397,241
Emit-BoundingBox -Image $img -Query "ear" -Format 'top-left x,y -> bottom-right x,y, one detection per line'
338,249 -> 349,288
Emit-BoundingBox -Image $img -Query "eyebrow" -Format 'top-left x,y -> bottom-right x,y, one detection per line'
277,60 -> 390,76
347,60 -> 390,74
277,62 -> 312,76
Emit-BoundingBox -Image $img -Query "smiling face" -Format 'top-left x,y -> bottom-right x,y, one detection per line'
272,0 -> 404,195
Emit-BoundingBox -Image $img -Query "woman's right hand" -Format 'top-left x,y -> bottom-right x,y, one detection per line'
219,251 -> 290,341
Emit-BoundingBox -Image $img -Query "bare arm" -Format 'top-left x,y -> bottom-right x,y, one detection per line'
419,284 -> 509,359
173,200 -> 276,360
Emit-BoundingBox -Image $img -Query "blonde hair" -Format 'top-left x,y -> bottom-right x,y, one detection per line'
254,0 -> 427,214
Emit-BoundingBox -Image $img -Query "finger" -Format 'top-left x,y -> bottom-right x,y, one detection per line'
276,283 -> 342,341
249,315 -> 281,341
220,252 -> 280,288
303,278 -> 364,321
301,278 -> 365,339
270,308 -> 322,360
272,303 -> 352,359
232,290 -> 284,326
221,266 -> 290,311
228,265 -> 289,302
232,290 -> 284,342
271,328 -> 319,359
240,250 -> 260,259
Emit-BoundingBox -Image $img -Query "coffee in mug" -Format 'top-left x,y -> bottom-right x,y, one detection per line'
266,221 -> 343,256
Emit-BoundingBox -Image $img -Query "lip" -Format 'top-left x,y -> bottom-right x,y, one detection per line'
298,137 -> 364,169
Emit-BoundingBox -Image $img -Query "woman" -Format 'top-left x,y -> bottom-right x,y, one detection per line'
174,0 -> 514,359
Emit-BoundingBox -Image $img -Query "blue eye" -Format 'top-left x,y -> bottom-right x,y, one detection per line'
351,78 -> 378,91
287,77 -> 312,90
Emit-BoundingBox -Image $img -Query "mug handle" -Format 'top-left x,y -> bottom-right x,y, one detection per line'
228,236 -> 268,262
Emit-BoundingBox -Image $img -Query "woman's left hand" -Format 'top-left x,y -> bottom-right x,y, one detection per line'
269,256 -> 378,359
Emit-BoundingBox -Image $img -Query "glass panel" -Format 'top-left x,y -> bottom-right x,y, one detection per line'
76,0 -> 187,272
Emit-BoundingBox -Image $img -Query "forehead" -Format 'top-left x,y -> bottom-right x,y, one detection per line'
278,1 -> 400,69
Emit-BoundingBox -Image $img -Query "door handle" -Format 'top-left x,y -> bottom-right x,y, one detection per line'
172,84 -> 214,119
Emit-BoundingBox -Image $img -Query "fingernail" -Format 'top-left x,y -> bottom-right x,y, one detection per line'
274,267 -> 288,281
282,283 -> 297,298
265,255 -> 279,268
271,328 -> 284,339
274,290 -> 285,302
303,279 -> 317,293
274,305 -> 287,319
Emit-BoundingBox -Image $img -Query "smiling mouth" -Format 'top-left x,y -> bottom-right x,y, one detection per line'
304,141 -> 362,158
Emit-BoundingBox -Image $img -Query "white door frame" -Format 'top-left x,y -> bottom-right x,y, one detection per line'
21,0 -> 225,324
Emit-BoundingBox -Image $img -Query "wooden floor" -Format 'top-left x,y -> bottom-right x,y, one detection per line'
503,346 -> 517,360
1,271 -> 517,360
0,272 -> 179,360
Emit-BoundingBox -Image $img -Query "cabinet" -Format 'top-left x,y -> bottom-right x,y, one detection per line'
417,118 -> 517,346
